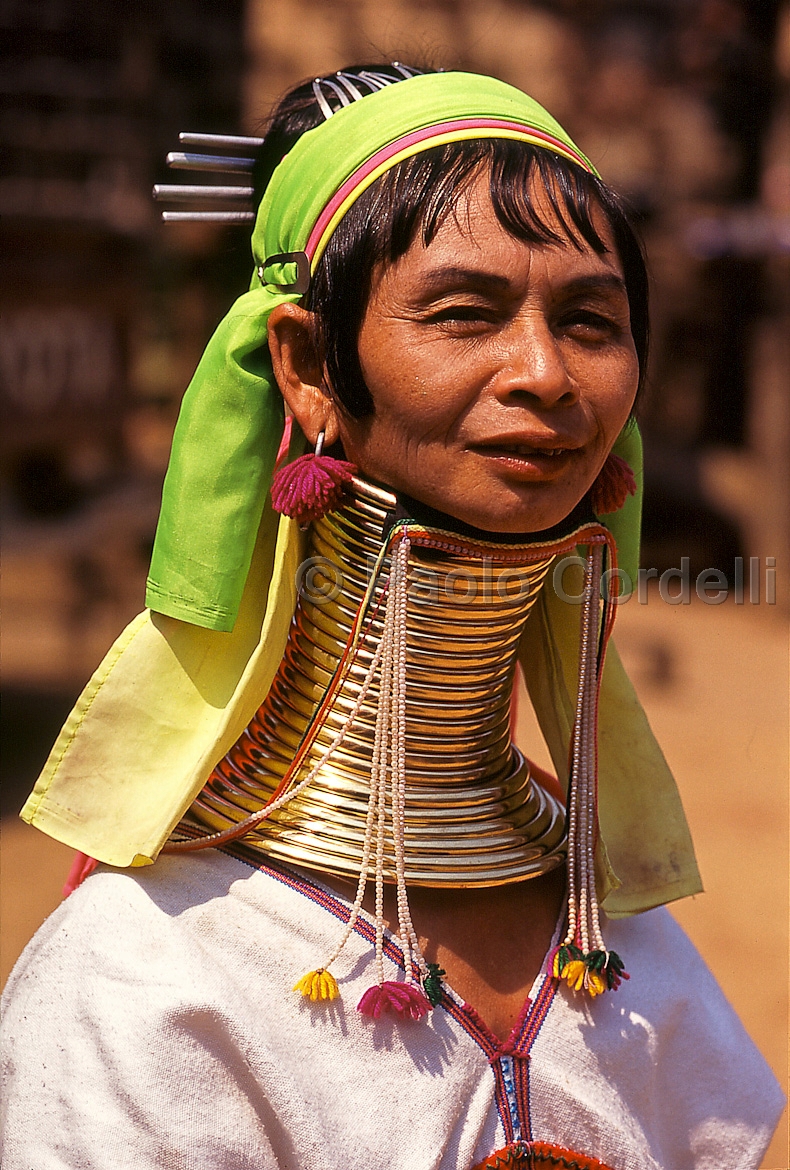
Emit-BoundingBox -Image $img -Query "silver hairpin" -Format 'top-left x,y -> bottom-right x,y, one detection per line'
355,69 -> 400,92
311,79 -> 336,121
390,62 -> 421,79
335,72 -> 366,100
153,185 -> 254,203
179,132 -> 263,150
157,134 -> 258,221
162,211 -> 255,223
166,152 -> 256,174
311,76 -> 353,120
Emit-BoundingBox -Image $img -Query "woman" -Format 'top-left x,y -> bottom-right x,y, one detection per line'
3,65 -> 783,1169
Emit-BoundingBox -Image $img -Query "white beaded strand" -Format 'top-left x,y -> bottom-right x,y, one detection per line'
295,531 -> 429,999
580,544 -> 602,954
315,532 -> 430,988
373,557 -> 398,986
388,537 -> 429,985
584,544 -> 607,955
563,542 -> 604,956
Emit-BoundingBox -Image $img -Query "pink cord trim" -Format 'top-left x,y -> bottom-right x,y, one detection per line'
62,852 -> 98,898
274,416 -> 293,471
305,119 -> 592,257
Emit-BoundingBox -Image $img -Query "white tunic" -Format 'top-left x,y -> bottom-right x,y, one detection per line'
1,850 -> 783,1169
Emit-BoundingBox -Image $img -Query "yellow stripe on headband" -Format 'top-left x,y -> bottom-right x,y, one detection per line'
310,128 -> 589,269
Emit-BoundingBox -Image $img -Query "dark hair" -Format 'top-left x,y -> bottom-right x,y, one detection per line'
256,66 -> 649,419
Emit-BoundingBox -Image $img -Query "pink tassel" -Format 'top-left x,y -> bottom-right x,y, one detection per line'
63,852 -> 98,898
270,452 -> 357,527
357,981 -> 431,1020
590,452 -> 636,515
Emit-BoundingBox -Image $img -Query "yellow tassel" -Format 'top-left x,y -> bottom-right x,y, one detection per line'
293,968 -> 339,1002
561,959 -> 587,992
584,969 -> 607,997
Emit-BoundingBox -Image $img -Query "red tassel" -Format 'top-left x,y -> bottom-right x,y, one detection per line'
63,852 -> 98,898
270,452 -> 357,527
357,981 -> 431,1020
590,452 -> 636,515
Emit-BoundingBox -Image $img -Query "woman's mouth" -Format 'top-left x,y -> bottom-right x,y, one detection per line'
469,442 -> 578,478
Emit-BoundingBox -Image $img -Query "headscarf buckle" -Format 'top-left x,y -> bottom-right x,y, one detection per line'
257,251 -> 311,295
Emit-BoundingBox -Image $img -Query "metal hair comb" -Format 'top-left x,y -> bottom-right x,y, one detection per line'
310,63 -> 422,120
154,65 -> 424,222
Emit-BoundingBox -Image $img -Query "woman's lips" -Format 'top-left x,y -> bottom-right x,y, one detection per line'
469,443 -> 578,479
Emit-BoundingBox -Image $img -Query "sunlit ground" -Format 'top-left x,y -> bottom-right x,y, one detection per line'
2,592 -> 787,1167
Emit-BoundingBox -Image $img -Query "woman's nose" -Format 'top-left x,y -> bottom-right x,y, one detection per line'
492,314 -> 577,409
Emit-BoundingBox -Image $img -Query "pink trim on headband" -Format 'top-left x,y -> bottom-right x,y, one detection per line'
305,118 -> 592,258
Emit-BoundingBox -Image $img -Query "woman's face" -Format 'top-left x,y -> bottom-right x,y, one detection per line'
336,169 -> 639,534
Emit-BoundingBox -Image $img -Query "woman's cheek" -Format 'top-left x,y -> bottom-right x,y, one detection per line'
588,356 -> 638,433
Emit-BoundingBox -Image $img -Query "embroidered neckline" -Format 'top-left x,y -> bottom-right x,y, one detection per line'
214,847 -> 617,1159
223,842 -> 562,1057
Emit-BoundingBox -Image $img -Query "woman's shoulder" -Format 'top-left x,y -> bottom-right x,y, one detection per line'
604,903 -> 744,1007
601,905 -> 770,1050
529,905 -> 784,1170
2,851 -> 327,1018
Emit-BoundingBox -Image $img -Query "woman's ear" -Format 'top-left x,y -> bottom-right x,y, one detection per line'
267,304 -> 341,447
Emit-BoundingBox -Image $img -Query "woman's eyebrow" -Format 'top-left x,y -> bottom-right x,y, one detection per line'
417,266 -> 513,293
415,268 -> 628,297
560,273 -> 629,297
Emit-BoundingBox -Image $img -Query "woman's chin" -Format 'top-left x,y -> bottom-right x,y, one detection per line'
394,485 -> 587,537
352,460 -> 590,536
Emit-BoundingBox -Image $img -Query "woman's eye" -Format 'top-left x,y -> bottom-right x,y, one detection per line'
427,305 -> 498,326
560,310 -> 622,339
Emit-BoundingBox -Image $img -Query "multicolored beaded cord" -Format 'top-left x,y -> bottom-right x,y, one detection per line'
548,540 -> 628,997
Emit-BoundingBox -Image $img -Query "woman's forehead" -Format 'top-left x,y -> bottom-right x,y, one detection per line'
375,168 -> 623,291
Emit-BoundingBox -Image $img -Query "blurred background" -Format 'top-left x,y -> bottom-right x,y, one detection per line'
1,2 -> 788,1164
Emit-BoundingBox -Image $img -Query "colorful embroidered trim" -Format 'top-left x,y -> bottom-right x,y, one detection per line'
224,847 -> 588,1151
472,1141 -> 616,1170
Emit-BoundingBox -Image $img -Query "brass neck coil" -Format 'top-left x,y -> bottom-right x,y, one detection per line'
183,477 -> 569,887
